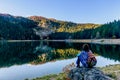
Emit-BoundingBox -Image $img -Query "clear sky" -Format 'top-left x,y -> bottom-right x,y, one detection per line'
0,0 -> 120,24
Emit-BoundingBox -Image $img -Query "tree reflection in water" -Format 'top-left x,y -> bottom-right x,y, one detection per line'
0,41 -> 120,68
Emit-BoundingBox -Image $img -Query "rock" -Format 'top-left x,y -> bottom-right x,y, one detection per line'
68,67 -> 113,80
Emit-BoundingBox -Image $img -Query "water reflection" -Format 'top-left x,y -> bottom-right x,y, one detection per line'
0,41 -> 120,68
0,42 -> 39,67
91,44 -> 120,61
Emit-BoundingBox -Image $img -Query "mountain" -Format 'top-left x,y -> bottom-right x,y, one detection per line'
29,16 -> 99,33
0,13 -> 100,40
28,16 -> 100,39
0,13 -> 40,40
29,16 -> 77,28
3,13 -> 120,40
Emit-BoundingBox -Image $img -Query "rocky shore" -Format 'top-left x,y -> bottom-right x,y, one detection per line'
68,67 -> 113,80
30,64 -> 120,80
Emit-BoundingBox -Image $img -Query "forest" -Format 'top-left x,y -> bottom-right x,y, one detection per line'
0,14 -> 40,40
0,13 -> 120,40
49,20 -> 120,39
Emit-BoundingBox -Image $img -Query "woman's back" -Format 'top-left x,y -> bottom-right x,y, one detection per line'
76,44 -> 97,68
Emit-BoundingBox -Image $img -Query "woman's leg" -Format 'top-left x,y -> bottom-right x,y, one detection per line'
76,57 -> 80,68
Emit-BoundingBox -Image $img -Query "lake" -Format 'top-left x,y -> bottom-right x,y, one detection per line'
0,41 -> 120,80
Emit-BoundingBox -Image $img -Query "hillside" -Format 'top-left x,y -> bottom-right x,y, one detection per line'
92,20 -> 120,38
1,13 -> 120,40
29,16 -> 99,33
29,16 -> 100,39
0,13 -> 100,40
49,20 -> 120,39
0,13 -> 40,40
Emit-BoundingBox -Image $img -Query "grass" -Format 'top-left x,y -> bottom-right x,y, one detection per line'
100,64 -> 120,80
26,64 -> 120,80
29,73 -> 67,80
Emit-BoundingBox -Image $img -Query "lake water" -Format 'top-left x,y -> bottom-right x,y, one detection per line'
0,41 -> 120,80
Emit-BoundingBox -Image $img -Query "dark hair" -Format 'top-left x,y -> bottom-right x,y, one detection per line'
82,44 -> 90,52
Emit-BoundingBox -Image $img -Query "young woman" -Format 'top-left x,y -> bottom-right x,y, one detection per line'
76,44 -> 97,68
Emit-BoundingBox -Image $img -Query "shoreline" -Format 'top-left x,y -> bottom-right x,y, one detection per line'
1,39 -> 120,45
65,39 -> 120,45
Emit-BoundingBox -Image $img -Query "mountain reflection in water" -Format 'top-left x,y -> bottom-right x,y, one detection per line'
0,41 -> 120,68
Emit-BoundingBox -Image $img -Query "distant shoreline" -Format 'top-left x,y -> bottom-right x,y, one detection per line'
65,39 -> 120,45
0,39 -> 120,45
43,39 -> 120,45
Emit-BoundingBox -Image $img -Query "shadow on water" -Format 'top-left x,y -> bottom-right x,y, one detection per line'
0,41 -> 120,68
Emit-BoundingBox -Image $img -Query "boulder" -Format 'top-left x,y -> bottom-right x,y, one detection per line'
68,67 -> 113,80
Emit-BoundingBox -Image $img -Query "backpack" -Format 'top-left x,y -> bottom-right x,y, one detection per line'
87,52 -> 97,67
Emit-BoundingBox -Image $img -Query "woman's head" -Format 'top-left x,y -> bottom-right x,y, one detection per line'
82,44 -> 90,52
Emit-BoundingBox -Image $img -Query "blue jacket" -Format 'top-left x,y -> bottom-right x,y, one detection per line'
76,51 -> 89,67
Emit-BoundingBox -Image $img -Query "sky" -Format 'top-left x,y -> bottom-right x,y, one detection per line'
0,0 -> 120,24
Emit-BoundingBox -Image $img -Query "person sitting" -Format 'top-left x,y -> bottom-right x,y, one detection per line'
76,44 -> 97,68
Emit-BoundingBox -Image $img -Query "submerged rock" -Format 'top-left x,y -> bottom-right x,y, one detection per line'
68,67 -> 113,80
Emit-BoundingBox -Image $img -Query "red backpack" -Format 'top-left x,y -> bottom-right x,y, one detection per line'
87,52 -> 97,67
